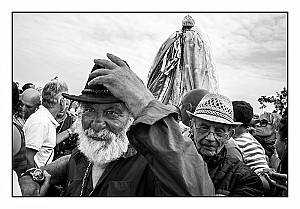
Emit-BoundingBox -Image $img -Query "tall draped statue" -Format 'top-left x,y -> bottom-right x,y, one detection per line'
147,15 -> 220,106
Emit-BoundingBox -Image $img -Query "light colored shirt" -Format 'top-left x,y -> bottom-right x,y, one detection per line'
234,132 -> 269,175
24,105 -> 59,167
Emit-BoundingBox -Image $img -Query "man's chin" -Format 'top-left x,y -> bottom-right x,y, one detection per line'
200,149 -> 216,158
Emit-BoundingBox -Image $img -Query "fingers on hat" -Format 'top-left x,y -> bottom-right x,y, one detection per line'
107,53 -> 127,67
89,69 -> 112,79
88,73 -> 111,86
94,58 -> 118,69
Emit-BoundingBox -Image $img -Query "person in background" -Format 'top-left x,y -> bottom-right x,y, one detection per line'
180,89 -> 243,161
262,115 -> 288,196
179,89 -> 209,129
24,79 -> 70,168
22,82 -> 35,92
20,88 -> 41,121
253,112 -> 282,168
232,101 -> 271,194
187,93 -> 264,196
54,98 -> 78,161
13,82 -> 28,178
18,53 -> 214,196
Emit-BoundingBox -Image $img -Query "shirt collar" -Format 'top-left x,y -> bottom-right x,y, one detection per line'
39,105 -> 60,128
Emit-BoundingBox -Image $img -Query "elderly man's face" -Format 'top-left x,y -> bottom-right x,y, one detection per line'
81,102 -> 131,136
191,117 -> 232,158
75,102 -> 133,165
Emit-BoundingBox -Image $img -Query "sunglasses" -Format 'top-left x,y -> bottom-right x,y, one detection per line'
256,120 -> 272,127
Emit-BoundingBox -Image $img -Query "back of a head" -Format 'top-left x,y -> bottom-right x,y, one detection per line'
232,100 -> 253,126
22,82 -> 35,92
21,88 -> 41,105
42,80 -> 68,108
180,89 -> 209,126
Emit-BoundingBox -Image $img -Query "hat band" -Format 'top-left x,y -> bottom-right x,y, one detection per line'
81,89 -> 111,95
194,108 -> 234,123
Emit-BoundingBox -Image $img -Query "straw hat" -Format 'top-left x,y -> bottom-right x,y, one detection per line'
187,93 -> 242,126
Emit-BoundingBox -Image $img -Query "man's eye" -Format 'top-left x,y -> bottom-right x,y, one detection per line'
106,111 -> 119,117
197,126 -> 210,132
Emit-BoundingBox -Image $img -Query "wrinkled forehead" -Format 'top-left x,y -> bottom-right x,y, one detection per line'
80,102 -> 128,111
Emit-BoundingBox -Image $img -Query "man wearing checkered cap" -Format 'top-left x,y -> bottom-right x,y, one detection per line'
187,93 -> 264,196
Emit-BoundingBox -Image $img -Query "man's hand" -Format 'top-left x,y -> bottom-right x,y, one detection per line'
262,169 -> 287,195
89,53 -> 155,118
39,170 -> 51,196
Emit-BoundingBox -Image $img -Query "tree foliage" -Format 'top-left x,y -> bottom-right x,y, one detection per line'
258,87 -> 287,115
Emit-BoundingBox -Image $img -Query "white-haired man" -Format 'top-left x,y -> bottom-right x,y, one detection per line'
24,80 -> 73,168
19,53 -> 214,196
187,93 -> 264,196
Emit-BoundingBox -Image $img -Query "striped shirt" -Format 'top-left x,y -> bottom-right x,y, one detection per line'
234,133 -> 269,175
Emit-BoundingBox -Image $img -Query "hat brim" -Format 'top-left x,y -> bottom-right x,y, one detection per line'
186,110 -> 242,126
62,93 -> 122,104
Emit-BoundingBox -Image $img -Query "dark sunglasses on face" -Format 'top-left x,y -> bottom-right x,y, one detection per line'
256,120 -> 272,127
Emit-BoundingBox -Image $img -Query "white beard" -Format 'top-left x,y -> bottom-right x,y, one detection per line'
74,116 -> 133,166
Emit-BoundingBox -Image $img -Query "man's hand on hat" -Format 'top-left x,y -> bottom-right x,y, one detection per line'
89,53 -> 154,118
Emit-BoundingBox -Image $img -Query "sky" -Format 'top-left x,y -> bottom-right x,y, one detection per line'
12,12 -> 287,114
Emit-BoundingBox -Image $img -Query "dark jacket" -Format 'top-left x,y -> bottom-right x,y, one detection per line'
65,149 -> 157,196
63,100 -> 214,196
207,147 -> 264,196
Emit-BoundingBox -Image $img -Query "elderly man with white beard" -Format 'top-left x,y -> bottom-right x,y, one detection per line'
19,53 -> 214,196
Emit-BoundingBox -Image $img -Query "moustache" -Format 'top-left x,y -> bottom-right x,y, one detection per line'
84,128 -> 115,142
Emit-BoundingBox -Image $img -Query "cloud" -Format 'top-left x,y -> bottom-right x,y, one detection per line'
13,13 -> 287,113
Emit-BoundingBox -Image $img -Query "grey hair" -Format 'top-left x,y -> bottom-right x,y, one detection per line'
42,80 -> 68,108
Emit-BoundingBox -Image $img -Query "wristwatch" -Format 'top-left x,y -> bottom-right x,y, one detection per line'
20,168 -> 45,184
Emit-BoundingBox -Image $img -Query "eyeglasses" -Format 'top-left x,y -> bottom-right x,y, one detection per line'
256,120 -> 272,127
195,126 -> 230,140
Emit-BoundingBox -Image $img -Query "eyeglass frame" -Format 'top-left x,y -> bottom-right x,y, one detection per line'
195,126 -> 231,140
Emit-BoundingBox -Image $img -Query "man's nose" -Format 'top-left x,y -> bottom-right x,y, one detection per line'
205,132 -> 216,142
90,115 -> 106,132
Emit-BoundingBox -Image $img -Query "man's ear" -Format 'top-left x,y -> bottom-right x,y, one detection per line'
229,128 -> 235,139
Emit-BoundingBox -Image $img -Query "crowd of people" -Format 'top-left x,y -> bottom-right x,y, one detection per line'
13,53 -> 288,197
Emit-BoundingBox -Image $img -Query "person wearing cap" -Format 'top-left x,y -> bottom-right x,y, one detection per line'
180,89 -> 243,162
187,93 -> 264,196
232,101 -> 273,194
19,53 -> 214,196
20,88 -> 41,121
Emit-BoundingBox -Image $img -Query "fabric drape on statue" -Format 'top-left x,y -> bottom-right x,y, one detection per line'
147,25 -> 220,107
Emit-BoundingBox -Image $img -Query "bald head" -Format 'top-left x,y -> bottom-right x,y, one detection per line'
20,88 -> 41,119
180,89 -> 209,126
